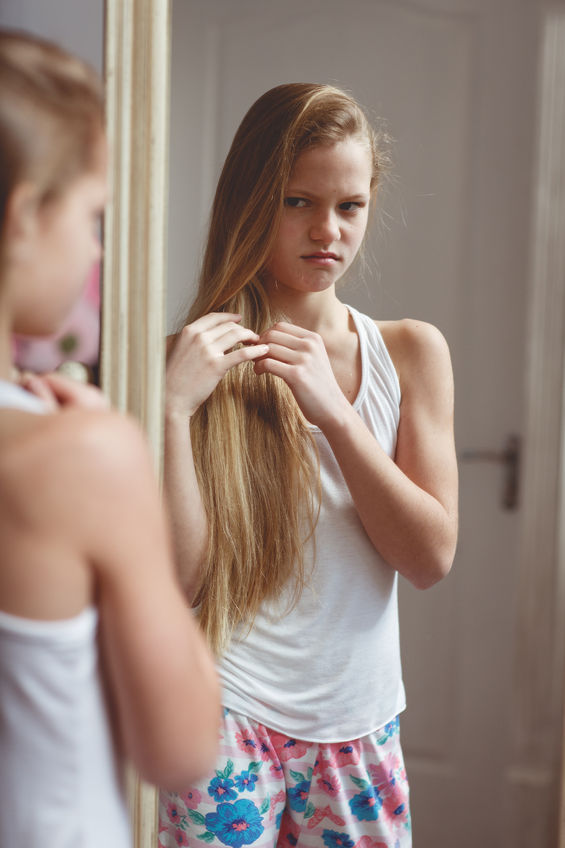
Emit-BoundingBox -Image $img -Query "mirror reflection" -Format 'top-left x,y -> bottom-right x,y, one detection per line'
166,1 -> 564,846
2,0 -> 564,845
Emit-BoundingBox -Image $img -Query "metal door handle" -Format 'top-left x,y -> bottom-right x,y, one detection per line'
459,434 -> 521,510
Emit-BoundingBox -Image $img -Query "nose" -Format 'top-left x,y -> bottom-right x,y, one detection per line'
309,208 -> 341,244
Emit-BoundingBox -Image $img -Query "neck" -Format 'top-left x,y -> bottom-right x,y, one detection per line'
266,285 -> 347,335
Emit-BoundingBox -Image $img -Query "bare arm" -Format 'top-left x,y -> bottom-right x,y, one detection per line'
163,314 -> 268,599
163,409 -> 208,600
323,320 -> 457,586
73,410 -> 221,790
255,319 -> 458,588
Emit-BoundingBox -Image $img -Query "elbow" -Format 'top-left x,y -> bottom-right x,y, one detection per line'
135,704 -> 221,793
129,668 -> 222,793
412,513 -> 458,590
410,559 -> 451,590
406,537 -> 457,591
151,741 -> 219,794
160,687 -> 222,793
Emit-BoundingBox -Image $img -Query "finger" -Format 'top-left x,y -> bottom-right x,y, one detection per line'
214,325 -> 261,352
174,316 -> 255,355
19,373 -> 59,411
260,322 -> 311,341
258,329 -> 305,351
41,373 -> 109,409
253,357 -> 293,381
39,372 -> 83,401
169,314 -> 242,356
258,342 -> 302,365
187,312 -> 242,334
223,343 -> 269,370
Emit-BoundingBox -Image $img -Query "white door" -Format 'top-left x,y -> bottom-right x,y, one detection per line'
167,1 -> 562,844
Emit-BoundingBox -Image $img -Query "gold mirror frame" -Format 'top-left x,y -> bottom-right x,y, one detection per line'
102,0 -> 170,462
102,1 -> 171,844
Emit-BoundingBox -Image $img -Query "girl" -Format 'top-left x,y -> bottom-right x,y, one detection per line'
0,29 -> 220,846
161,83 -> 458,848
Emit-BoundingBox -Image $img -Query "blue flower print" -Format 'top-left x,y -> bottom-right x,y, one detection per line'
205,799 -> 264,847
348,786 -> 383,821
378,716 -> 400,745
234,770 -> 258,793
322,829 -> 355,848
384,717 -> 399,736
208,776 -> 238,802
288,779 -> 311,812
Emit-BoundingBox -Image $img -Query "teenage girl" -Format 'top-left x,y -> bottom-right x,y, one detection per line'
0,29 -> 220,846
160,83 -> 458,848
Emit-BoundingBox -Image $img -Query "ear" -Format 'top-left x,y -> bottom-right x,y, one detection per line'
3,182 -> 42,259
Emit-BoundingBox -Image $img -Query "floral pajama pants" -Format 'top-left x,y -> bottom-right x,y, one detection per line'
158,708 -> 411,848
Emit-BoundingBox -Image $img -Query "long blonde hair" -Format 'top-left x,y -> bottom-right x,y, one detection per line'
189,83 -> 386,653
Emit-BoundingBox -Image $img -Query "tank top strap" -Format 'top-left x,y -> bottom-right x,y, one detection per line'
0,379 -> 46,413
345,304 -> 401,415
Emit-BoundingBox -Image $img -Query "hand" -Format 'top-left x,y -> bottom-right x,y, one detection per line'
19,371 -> 109,411
254,322 -> 347,428
166,313 -> 269,418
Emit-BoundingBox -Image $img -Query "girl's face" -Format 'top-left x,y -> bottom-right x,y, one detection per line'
263,137 -> 372,299
13,139 -> 108,337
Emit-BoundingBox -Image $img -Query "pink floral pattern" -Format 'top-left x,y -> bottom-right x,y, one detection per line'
317,767 -> 342,798
184,789 -> 202,810
158,710 -> 410,847
267,733 -> 311,761
354,837 -> 389,848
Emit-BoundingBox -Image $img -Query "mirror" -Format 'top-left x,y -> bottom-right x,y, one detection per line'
164,1 -> 565,846
3,0 -> 563,845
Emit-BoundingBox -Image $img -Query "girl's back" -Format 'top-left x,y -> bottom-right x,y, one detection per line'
0,383 -> 129,844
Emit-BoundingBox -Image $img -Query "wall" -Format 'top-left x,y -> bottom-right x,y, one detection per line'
0,0 -> 103,72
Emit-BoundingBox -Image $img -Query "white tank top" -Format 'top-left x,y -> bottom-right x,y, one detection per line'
220,306 -> 406,742
0,379 -> 131,847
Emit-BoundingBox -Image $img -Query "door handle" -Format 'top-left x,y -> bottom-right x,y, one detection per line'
459,434 -> 521,510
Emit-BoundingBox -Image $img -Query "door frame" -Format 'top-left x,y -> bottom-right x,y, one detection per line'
520,2 -> 565,841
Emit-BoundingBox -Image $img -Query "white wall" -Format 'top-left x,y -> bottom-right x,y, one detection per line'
0,0 -> 103,72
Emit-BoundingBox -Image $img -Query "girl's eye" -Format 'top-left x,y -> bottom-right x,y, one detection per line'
339,201 -> 364,212
284,197 -> 309,208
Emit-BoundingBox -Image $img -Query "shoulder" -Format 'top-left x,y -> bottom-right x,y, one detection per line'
2,408 -> 152,510
377,318 -> 449,359
376,319 -> 453,398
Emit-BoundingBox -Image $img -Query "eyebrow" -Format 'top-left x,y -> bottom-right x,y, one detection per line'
285,187 -> 370,201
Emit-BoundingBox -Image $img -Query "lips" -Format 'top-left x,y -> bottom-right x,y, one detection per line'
301,252 -> 339,261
